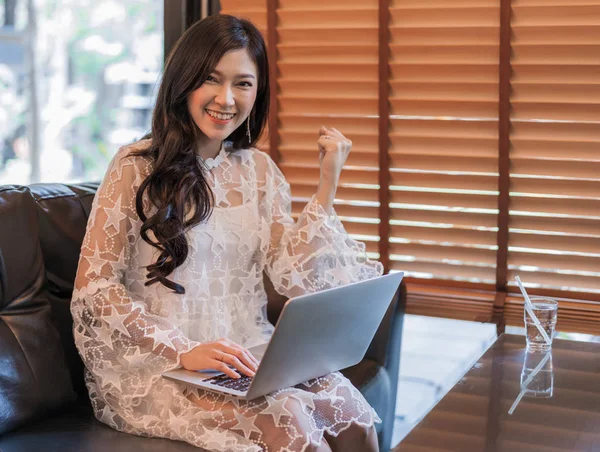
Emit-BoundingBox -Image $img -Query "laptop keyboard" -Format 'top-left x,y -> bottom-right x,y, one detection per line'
203,374 -> 254,392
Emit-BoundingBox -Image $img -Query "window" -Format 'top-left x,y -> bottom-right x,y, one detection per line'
0,0 -> 163,185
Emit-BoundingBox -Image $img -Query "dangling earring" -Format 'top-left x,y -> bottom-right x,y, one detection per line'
246,115 -> 252,145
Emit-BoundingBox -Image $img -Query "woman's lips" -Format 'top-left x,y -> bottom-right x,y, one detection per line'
205,109 -> 235,125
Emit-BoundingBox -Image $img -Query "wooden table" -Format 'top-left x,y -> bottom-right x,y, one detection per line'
395,334 -> 600,452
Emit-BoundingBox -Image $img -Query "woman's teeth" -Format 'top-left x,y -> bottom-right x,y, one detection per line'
206,109 -> 235,120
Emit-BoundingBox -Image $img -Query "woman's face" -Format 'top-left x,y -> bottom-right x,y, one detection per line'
187,49 -> 258,149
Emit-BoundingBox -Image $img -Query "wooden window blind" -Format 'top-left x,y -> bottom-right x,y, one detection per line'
504,0 -> 600,334
217,0 -> 600,333
507,0 -> 600,297
388,0 -> 501,321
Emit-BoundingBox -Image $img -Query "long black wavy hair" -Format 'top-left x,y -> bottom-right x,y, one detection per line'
130,14 -> 270,293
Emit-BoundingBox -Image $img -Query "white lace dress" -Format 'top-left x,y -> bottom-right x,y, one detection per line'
71,139 -> 384,451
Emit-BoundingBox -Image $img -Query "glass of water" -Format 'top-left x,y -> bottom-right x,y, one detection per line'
524,297 -> 558,351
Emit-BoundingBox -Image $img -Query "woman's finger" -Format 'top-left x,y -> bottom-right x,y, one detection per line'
248,351 -> 261,367
225,344 -> 258,371
221,339 -> 260,369
317,136 -> 337,149
329,127 -> 344,138
221,353 -> 255,377
238,346 -> 259,368
242,347 -> 260,371
215,360 -> 241,379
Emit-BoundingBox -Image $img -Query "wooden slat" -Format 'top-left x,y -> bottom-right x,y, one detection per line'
508,251 -> 600,274
390,26 -> 499,45
279,97 -> 378,116
291,184 -> 379,202
391,224 -> 498,246
280,149 -> 378,167
511,64 -> 600,84
512,121 -> 600,150
392,259 -> 496,282
390,63 -> 499,83
506,286 -> 600,303
391,190 -> 498,210
510,177 -> 600,198
507,269 -> 600,293
277,7 -> 378,29
510,215 -> 600,236
279,27 -> 377,45
391,208 -> 498,228
511,158 -> 600,179
391,171 -> 498,191
390,44 -> 498,65
510,196 -> 600,217
278,62 -> 377,80
390,99 -> 498,118
512,4 -> 600,25
509,231 -> 600,254
389,5 -> 499,27
279,114 -> 379,133
389,134 -> 498,158
281,165 -> 379,185
390,154 -> 497,173
390,242 -> 498,265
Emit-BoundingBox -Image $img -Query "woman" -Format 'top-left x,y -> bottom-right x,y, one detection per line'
71,14 -> 383,452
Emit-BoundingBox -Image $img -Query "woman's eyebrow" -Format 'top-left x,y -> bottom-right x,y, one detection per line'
212,70 -> 256,79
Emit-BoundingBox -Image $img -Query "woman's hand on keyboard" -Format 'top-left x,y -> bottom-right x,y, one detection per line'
180,338 -> 259,379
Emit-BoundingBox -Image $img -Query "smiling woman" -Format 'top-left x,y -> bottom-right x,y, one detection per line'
70,13 -> 383,452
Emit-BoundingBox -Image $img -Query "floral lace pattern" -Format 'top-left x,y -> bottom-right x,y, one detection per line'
71,139 -> 384,451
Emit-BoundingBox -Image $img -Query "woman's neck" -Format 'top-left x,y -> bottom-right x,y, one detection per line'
196,137 -> 222,161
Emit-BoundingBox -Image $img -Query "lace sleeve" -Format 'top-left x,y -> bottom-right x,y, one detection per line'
70,146 -> 199,403
260,155 -> 383,298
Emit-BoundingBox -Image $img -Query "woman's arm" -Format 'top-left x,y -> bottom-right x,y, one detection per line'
259,139 -> 383,299
71,147 -> 199,402
315,125 -> 351,215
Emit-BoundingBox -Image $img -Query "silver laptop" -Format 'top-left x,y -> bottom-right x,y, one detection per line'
163,272 -> 404,400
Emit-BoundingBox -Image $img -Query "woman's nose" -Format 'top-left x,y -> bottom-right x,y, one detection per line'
215,84 -> 235,108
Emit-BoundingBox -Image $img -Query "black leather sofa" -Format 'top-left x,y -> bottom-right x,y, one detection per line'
0,182 -> 406,452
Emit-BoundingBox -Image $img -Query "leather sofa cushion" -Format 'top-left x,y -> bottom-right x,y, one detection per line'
29,183 -> 99,400
0,402 -> 199,452
0,186 -> 76,435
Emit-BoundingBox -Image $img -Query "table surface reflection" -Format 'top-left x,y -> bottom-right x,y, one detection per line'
396,334 -> 600,452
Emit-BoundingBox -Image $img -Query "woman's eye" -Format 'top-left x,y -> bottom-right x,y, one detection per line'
239,81 -> 253,88
205,75 -> 218,83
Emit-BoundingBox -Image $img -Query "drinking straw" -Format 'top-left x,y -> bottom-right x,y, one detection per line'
508,351 -> 552,415
515,276 -> 552,346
